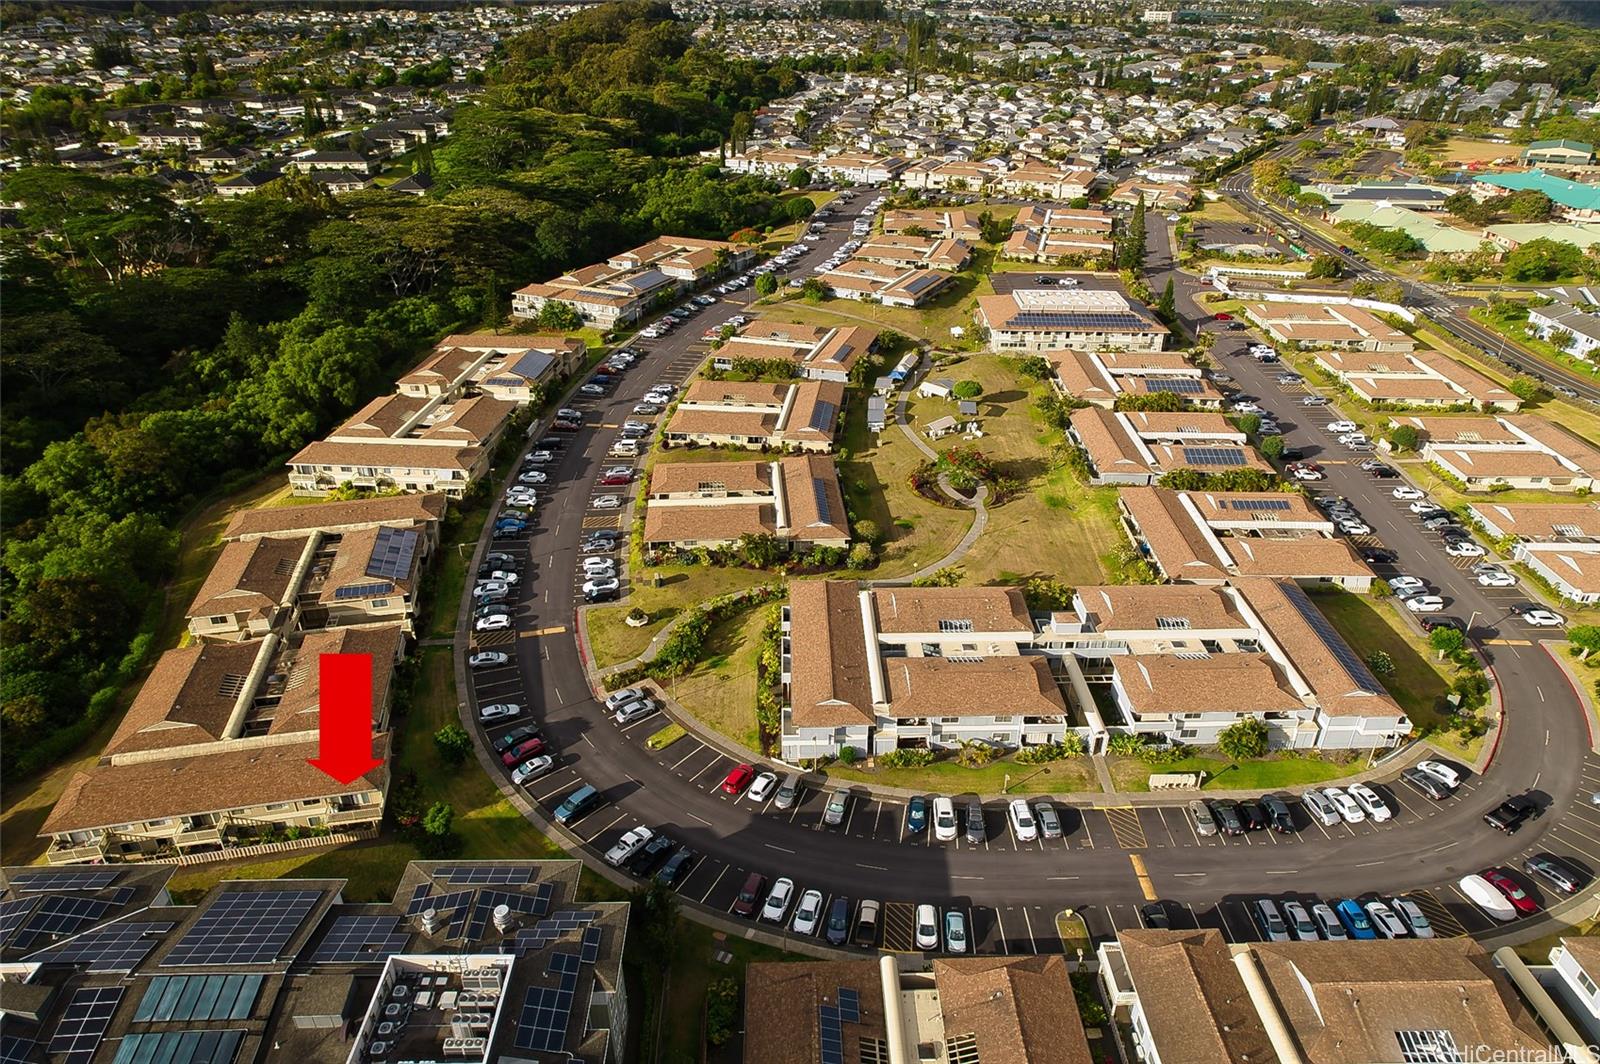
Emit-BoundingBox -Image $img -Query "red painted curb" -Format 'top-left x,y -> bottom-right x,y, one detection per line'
1483,664 -> 1506,773
1544,642 -> 1595,750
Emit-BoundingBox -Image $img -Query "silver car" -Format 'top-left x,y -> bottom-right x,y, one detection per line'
1188,799 -> 1218,837
1281,900 -> 1318,941
823,790 -> 849,826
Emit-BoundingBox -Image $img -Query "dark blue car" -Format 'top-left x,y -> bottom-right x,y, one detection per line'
906,795 -> 928,835
1334,898 -> 1376,939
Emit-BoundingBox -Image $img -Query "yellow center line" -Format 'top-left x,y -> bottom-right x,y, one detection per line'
1129,854 -> 1158,901
600,423 -> 620,429
1482,638 -> 1531,646
522,626 -> 568,638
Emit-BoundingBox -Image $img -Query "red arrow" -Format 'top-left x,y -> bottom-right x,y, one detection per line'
308,653 -> 383,785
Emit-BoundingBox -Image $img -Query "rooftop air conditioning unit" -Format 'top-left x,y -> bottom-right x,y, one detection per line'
367,1042 -> 389,1060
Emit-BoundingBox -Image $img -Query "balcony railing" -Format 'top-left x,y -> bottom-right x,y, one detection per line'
325,806 -> 383,827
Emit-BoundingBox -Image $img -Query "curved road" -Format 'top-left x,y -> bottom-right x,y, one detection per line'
457,190 -> 1600,952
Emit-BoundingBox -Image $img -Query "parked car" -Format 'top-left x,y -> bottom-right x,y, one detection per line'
933,796 -> 959,841
613,698 -> 657,726
1417,760 -> 1463,789
721,764 -> 755,796
1365,899 -> 1408,938
1252,899 -> 1291,942
732,872 -> 767,918
1311,903 -> 1349,940
1405,595 -> 1447,613
511,755 -> 556,785
1260,794 -> 1296,833
500,738 -> 546,766
943,910 -> 969,953
1282,900 -> 1318,941
469,651 -> 510,669
774,773 -> 802,812
1522,608 -> 1566,628
905,795 -> 928,835
655,846 -> 697,888
1483,869 -> 1541,915
492,725 -> 540,753
1392,486 -> 1425,501
853,900 -> 881,948
791,889 -> 824,936
964,798 -> 985,844
1321,787 -> 1366,823
1209,799 -> 1245,836
1401,766 -> 1454,801
825,896 -> 851,945
1484,795 -> 1540,834
915,904 -> 940,950
1188,799 -> 1218,837
823,790 -> 850,826
1477,569 -> 1517,587
553,784 -> 603,825
760,878 -> 795,923
1008,798 -> 1038,842
1036,801 -> 1063,839
1391,897 -> 1434,938
1302,789 -> 1342,827
1334,898 -> 1378,939
1348,783 -> 1391,822
478,702 -> 521,723
1139,902 -> 1173,929
603,826 -> 654,867
1237,800 -> 1268,833
748,770 -> 778,804
1459,873 -> 1519,921
1524,853 -> 1585,895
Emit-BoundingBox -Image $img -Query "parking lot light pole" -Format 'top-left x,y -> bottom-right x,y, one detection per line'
1467,610 -> 1481,639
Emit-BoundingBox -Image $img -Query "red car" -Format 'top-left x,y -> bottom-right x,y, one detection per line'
601,470 -> 633,485
721,764 -> 755,795
501,738 -> 546,766
1482,869 -> 1540,915
1213,312 -> 1233,321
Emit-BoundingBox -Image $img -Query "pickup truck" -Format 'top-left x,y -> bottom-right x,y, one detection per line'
1483,795 -> 1540,834
852,899 -> 881,948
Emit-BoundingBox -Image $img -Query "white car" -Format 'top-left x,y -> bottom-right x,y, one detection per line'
1522,608 -> 1565,627
592,495 -> 623,509
1292,466 -> 1325,481
603,826 -> 653,867
1008,798 -> 1038,842
480,570 -> 520,585
1347,783 -> 1391,822
1391,897 -> 1435,937
1445,539 -> 1485,557
1458,873 -> 1517,922
1409,500 -> 1439,515
1337,518 -> 1372,536
932,796 -> 958,842
914,904 -> 940,950
1389,576 -> 1427,595
613,698 -> 657,725
1405,595 -> 1446,613
1392,486 -> 1425,501
478,702 -> 521,723
1327,420 -> 1358,434
760,877 -> 795,922
1321,787 -> 1366,824
1337,433 -> 1368,447
1365,899 -> 1408,938
748,771 -> 778,803
511,755 -> 556,785
582,557 -> 616,573
517,470 -> 548,485
1417,760 -> 1462,789
583,578 -> 621,597
1477,570 -> 1516,587
474,580 -> 513,598
469,651 -> 510,669
604,687 -> 647,710
475,614 -> 512,633
791,889 -> 824,935
1232,401 -> 1263,413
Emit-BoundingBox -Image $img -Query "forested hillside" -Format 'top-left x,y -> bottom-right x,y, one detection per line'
0,0 -> 801,775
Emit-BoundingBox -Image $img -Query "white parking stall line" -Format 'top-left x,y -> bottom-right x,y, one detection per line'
668,742 -> 708,772
696,863 -> 731,905
1020,907 -> 1038,954
992,907 -> 1008,956
686,755 -> 726,786
582,811 -> 627,844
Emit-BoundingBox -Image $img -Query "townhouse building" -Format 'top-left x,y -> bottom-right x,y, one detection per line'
997,163 -> 1096,200
1047,350 -> 1223,409
1392,413 -> 1600,492
663,380 -> 845,453
707,320 -> 879,383
1528,301 -> 1600,359
1314,349 -> 1522,410
397,333 -> 586,402
641,455 -> 849,552
881,207 -> 983,241
977,288 -> 1169,353
1002,204 -> 1116,263
1469,501 -> 1600,603
820,257 -> 959,306
852,233 -> 972,271
1242,301 -> 1415,353
512,237 -> 752,329
1068,407 -> 1271,486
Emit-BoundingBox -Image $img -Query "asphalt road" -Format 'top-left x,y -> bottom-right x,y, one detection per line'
454,190 -> 1599,956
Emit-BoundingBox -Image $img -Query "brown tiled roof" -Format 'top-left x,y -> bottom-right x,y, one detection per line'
288,440 -> 483,471
1070,406 -> 1150,476
333,394 -> 426,438
1119,487 -> 1228,580
781,381 -> 846,444
665,407 -> 780,440
186,535 -> 309,622
650,461 -> 774,496
786,580 -> 875,728
264,626 -> 404,737
106,642 -> 262,757
1223,537 -> 1373,579
1389,415 -> 1518,443
1077,583 -> 1247,631
870,586 -> 1032,635
316,526 -> 418,606
40,734 -> 391,836
1469,502 -> 1600,540
780,455 -> 850,541
1533,549 -> 1600,594
1250,938 -> 1549,1064
413,396 -> 515,446
680,381 -> 791,407
743,960 -> 886,1064
1112,653 -> 1303,716
1120,410 -> 1241,437
222,495 -> 447,541
1048,350 -> 1116,403
1011,205 -> 1113,232
1432,448 -> 1575,479
642,504 -> 775,545
1507,415 -> 1600,475
1116,928 -> 1278,1064
882,656 -> 1066,719
933,956 -> 1094,1064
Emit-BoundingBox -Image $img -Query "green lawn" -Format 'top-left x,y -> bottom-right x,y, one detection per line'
585,561 -> 773,670
428,504 -> 490,639
762,249 -> 994,341
825,754 -> 1097,796
1106,753 -> 1365,793
662,607 -> 770,753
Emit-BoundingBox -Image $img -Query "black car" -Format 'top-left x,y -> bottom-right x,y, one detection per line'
1280,448 -> 1304,462
1209,799 -> 1245,836
1524,853 -> 1585,895
1419,616 -> 1463,634
626,833 -> 676,877
1484,795 -> 1541,834
1226,322 -> 1247,331
1260,794 -> 1296,833
654,846 -> 698,887
1237,800 -> 1268,832
1401,766 -> 1452,801
825,896 -> 851,946
1361,547 -> 1398,564
493,724 -> 541,753
1369,465 -> 1399,479
1138,902 -> 1173,929
535,435 -> 565,451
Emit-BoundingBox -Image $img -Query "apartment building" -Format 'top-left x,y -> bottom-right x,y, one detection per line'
642,456 -> 850,552
997,163 -> 1096,200
398,333 -> 587,401
820,258 -> 958,307
977,288 -> 1169,353
663,379 -> 846,453
1314,349 -> 1522,410
1048,350 -> 1223,409
899,158 -> 1000,192
1099,930 -> 1551,1064
881,207 -> 983,241
778,576 -> 1406,760
1529,301 -> 1600,359
1393,413 -> 1600,492
1470,501 -> 1600,603
1241,301 -> 1414,352
39,625 -> 403,865
744,955 -> 1092,1064
0,860 -> 631,1064
1119,486 -> 1374,590
1110,178 -> 1194,209
853,233 -> 973,271
1068,407 -> 1271,485
512,236 -> 752,329
708,320 -> 879,383
811,152 -> 908,186
222,493 -> 447,544
723,145 -> 818,178
1002,205 -> 1116,261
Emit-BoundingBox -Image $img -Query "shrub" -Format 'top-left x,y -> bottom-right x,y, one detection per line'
837,745 -> 860,765
433,723 -> 472,766
1013,734 -> 1086,763
706,977 -> 740,1047
1365,649 -> 1396,677
952,379 -> 984,400
878,748 -> 937,768
847,542 -> 877,569
1217,717 -> 1269,760
1016,355 -> 1053,381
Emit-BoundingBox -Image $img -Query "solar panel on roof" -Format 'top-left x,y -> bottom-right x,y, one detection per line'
9,869 -> 119,893
0,1035 -> 34,1064
110,1029 -> 245,1064
25,921 -> 174,973
808,400 -> 837,433
436,864 -> 534,886
310,915 -> 409,964
1145,378 -> 1202,395
161,890 -> 321,967
579,925 -> 603,965
1008,311 -> 1150,330
365,526 -> 419,581
514,959 -> 579,1053
464,885 -> 553,941
819,1003 -> 843,1064
132,974 -> 262,1022
0,898 -> 39,946
513,910 -> 596,952
1180,447 -> 1247,467
1281,583 -> 1385,697
837,987 -> 860,1023
332,580 -> 393,601
1229,498 -> 1292,512
10,895 -> 115,949
812,480 -> 834,525
48,985 -> 122,1064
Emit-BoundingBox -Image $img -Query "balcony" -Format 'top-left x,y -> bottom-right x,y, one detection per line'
173,826 -> 224,849
325,806 -> 383,827
46,840 -> 108,866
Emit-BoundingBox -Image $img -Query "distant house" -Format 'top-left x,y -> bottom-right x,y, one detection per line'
389,171 -> 434,196
513,236 -> 752,329
867,395 -> 888,432
1521,139 -> 1595,166
1528,302 -> 1600,359
918,378 -> 954,399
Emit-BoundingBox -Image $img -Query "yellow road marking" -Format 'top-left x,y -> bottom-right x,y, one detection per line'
601,423 -> 620,429
1129,854 -> 1158,901
522,626 -> 568,639
1105,806 -> 1148,849
1483,638 -> 1532,646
